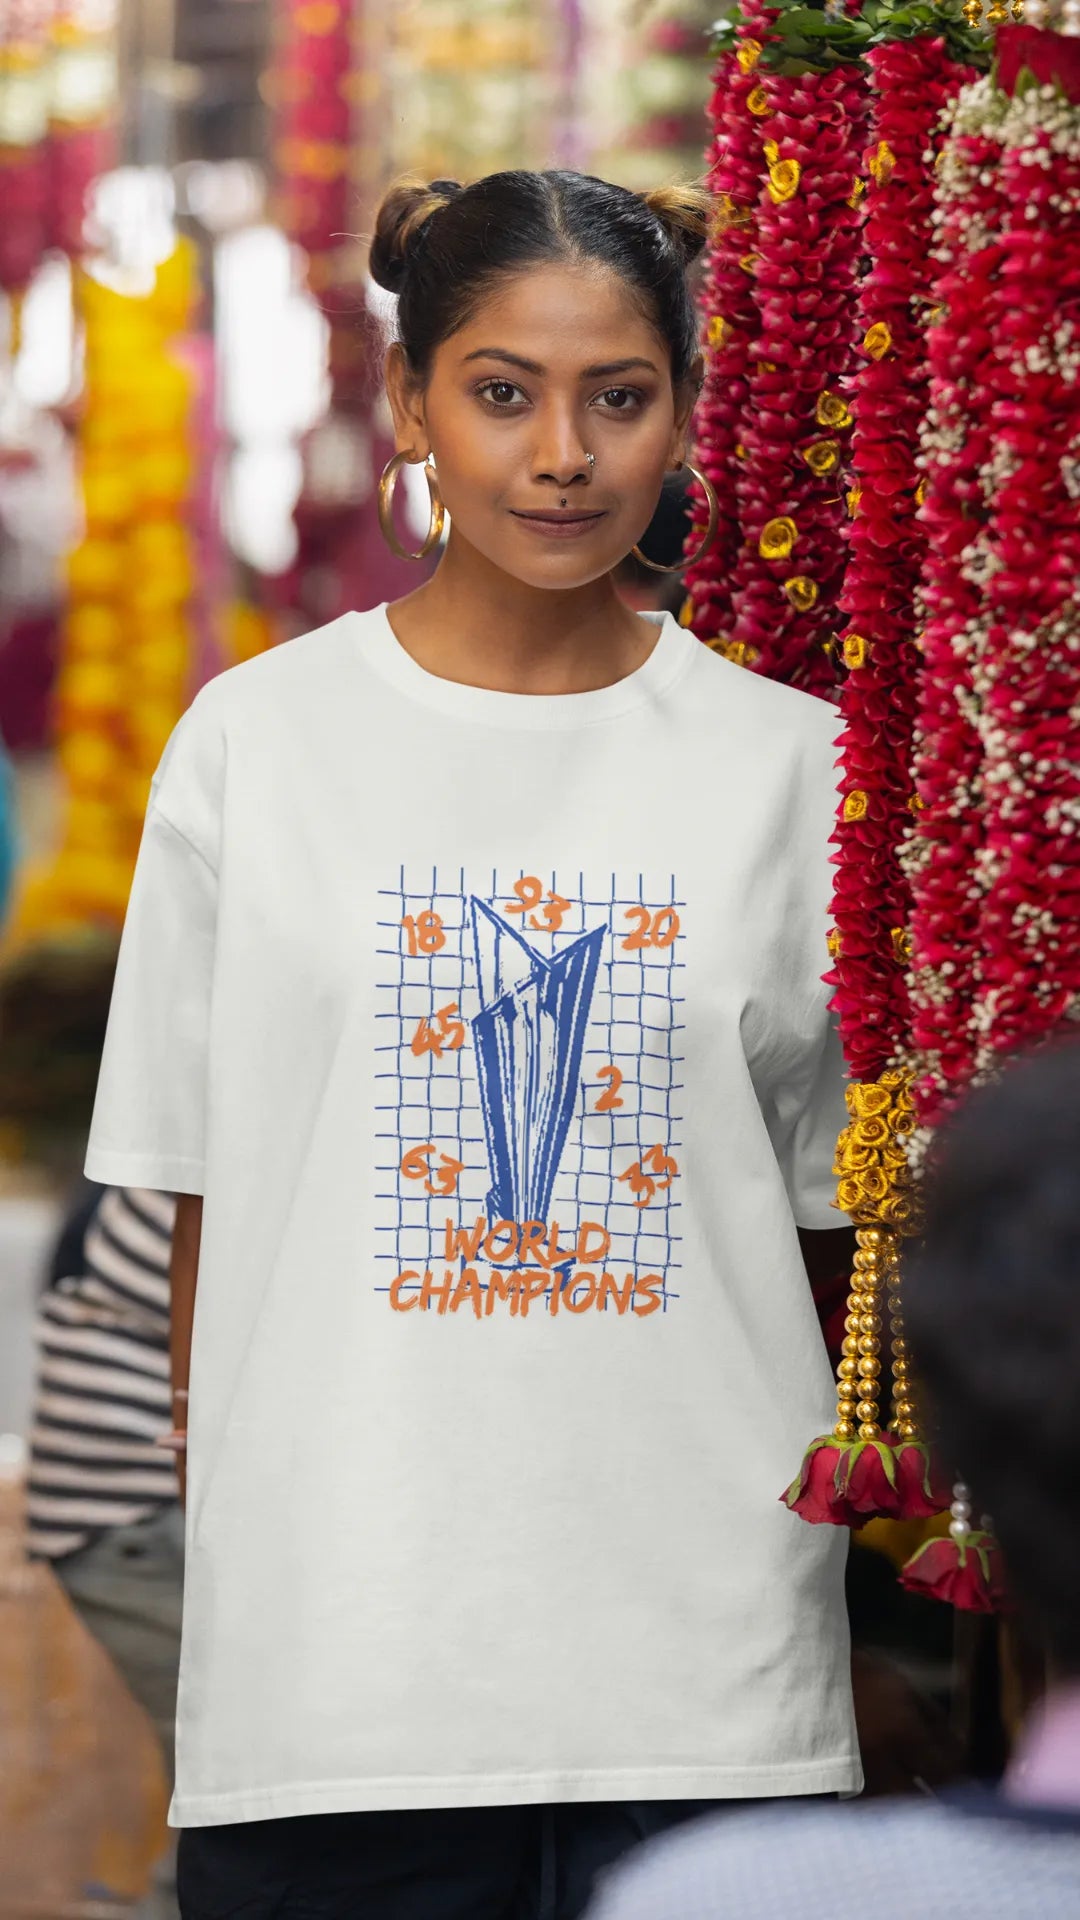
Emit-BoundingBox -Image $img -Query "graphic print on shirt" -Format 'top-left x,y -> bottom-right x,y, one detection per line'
375,867 -> 684,1318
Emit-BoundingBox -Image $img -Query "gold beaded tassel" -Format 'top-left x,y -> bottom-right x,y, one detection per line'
887,1239 -> 920,1441
834,1227 -> 887,1442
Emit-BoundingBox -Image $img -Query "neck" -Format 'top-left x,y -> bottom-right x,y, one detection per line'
1007,1679 -> 1080,1813
386,533 -> 657,697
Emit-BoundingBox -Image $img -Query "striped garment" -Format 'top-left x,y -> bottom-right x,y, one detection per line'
27,1185 -> 178,1559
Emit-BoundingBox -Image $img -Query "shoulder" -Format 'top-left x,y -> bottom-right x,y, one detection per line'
182,610 -> 362,731
684,632 -> 840,763
147,612 -> 362,841
680,632 -> 842,823
591,1798 -> 1080,1920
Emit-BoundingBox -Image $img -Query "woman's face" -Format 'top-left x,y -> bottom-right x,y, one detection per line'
385,259 -> 697,590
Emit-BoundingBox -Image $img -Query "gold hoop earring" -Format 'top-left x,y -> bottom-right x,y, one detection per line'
377,451 -> 446,562
631,463 -> 719,574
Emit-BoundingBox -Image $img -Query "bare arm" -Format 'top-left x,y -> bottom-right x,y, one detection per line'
169,1191 -> 203,1504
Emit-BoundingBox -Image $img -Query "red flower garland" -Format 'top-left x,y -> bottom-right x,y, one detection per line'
971,85 -> 1080,1068
906,80 -> 1008,1132
683,15 -> 770,644
830,38 -> 975,1089
785,38 -> 979,1538
724,61 -> 867,694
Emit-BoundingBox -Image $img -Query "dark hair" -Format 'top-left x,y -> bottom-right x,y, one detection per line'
904,1040 -> 1080,1672
368,169 -> 710,389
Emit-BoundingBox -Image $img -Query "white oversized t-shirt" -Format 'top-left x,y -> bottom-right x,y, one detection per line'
86,604 -> 861,1826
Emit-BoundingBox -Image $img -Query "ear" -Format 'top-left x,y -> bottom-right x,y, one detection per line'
668,352 -> 704,467
384,342 -> 429,456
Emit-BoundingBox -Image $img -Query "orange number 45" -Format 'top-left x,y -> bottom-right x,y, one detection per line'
410,1001 -> 465,1059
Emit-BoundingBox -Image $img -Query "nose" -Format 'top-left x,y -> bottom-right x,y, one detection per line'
530,404 -> 593,490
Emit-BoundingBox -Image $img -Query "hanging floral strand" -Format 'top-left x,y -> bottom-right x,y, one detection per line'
900,35 -> 1080,1611
682,10 -> 770,648
783,5 -> 987,1535
967,57 -> 1080,1074
904,73 -> 1008,1139
830,35 -> 978,1094
723,55 -> 866,694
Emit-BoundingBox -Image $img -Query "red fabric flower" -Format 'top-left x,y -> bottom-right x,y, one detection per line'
900,1531 -> 1008,1612
782,1435 -> 901,1526
891,1439 -> 951,1519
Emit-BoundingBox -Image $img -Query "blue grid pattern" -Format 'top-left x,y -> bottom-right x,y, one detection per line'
374,865 -> 685,1309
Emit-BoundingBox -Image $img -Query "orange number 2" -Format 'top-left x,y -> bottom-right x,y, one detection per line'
594,1065 -> 625,1112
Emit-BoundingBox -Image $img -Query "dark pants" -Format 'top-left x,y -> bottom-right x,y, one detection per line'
177,1800 -> 721,1920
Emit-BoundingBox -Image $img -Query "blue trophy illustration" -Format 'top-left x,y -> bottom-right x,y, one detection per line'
470,897 -> 604,1225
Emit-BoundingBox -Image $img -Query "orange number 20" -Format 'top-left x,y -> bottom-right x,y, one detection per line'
622,906 -> 680,951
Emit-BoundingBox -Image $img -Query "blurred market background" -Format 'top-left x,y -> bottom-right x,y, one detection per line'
0,0 -> 710,1908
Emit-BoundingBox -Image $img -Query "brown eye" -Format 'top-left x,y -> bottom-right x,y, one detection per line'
593,387 -> 644,414
477,379 -> 527,408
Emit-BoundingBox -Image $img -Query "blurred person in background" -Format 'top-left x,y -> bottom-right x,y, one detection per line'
27,1184 -> 182,1920
586,1038 -> 1080,1920
84,169 -> 862,1920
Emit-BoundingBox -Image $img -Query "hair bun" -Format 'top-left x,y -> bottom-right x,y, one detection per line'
369,174 -> 464,294
642,183 -> 712,269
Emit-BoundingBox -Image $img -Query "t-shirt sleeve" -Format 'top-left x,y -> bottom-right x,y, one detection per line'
764,710 -> 848,1232
84,704 -> 220,1195
769,1005 -> 848,1231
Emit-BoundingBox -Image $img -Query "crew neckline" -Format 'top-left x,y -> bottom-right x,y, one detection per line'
348,601 -> 697,731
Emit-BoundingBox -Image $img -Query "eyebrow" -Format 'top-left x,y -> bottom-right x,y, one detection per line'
460,348 -> 660,379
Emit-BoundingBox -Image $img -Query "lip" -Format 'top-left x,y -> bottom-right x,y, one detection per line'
510,509 -> 608,540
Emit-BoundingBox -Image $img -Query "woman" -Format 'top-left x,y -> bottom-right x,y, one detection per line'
85,170 -> 860,1920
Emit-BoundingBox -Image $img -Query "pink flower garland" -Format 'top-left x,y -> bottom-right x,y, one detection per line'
724,62 -> 867,694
